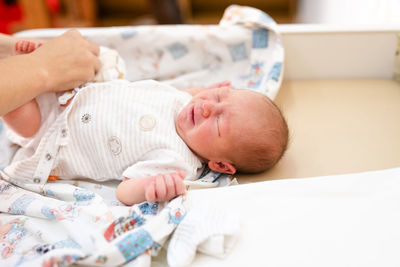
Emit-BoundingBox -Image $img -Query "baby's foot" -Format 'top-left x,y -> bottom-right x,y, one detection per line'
14,40 -> 43,55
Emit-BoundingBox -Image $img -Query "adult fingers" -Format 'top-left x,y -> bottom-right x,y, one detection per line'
63,29 -> 83,44
65,29 -> 99,56
92,54 -> 102,74
87,40 -> 100,56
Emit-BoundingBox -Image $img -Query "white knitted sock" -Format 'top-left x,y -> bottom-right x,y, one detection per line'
167,199 -> 240,267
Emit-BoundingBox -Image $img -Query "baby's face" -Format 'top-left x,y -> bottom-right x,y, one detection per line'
175,87 -> 263,163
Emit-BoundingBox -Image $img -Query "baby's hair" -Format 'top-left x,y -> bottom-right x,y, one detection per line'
232,93 -> 289,173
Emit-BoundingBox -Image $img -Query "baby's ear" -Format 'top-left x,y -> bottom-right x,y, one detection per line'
208,161 -> 236,174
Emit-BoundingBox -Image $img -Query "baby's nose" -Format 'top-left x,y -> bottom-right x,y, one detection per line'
202,102 -> 213,118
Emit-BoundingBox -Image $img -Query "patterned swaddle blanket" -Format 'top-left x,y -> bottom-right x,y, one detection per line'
84,4 -> 284,99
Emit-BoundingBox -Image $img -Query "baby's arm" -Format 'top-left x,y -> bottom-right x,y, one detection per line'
116,170 -> 186,206
1,99 -> 41,138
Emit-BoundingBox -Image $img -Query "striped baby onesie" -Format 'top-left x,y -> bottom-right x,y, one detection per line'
3,80 -> 202,187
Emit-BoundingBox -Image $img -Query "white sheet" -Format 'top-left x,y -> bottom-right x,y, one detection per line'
184,167 -> 400,266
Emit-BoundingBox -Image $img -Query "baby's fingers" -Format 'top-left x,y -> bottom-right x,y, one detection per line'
173,174 -> 186,196
164,174 -> 177,201
175,170 -> 186,179
206,81 -> 231,89
147,172 -> 186,203
145,181 -> 157,202
155,175 -> 167,201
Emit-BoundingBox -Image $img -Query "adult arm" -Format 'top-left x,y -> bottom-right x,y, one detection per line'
0,33 -> 17,58
0,30 -> 101,116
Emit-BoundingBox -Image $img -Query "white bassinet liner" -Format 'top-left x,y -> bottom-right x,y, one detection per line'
0,5 -> 285,267
6,4 -> 286,188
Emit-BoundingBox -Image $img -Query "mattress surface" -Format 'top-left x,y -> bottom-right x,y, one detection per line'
238,79 -> 400,183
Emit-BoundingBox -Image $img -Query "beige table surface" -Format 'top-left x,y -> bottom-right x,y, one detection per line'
237,79 -> 400,183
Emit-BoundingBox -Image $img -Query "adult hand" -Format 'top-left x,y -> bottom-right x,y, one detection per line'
29,29 -> 101,93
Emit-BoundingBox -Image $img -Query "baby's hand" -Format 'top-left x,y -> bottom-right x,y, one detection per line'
206,80 -> 231,89
185,81 -> 231,96
145,170 -> 186,202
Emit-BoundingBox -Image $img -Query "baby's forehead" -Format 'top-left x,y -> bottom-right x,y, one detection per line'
231,90 -> 278,128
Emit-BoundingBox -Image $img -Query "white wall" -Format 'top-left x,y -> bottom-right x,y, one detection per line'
297,0 -> 400,25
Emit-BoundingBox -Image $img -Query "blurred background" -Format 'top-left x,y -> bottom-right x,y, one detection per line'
1,0 -> 400,34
